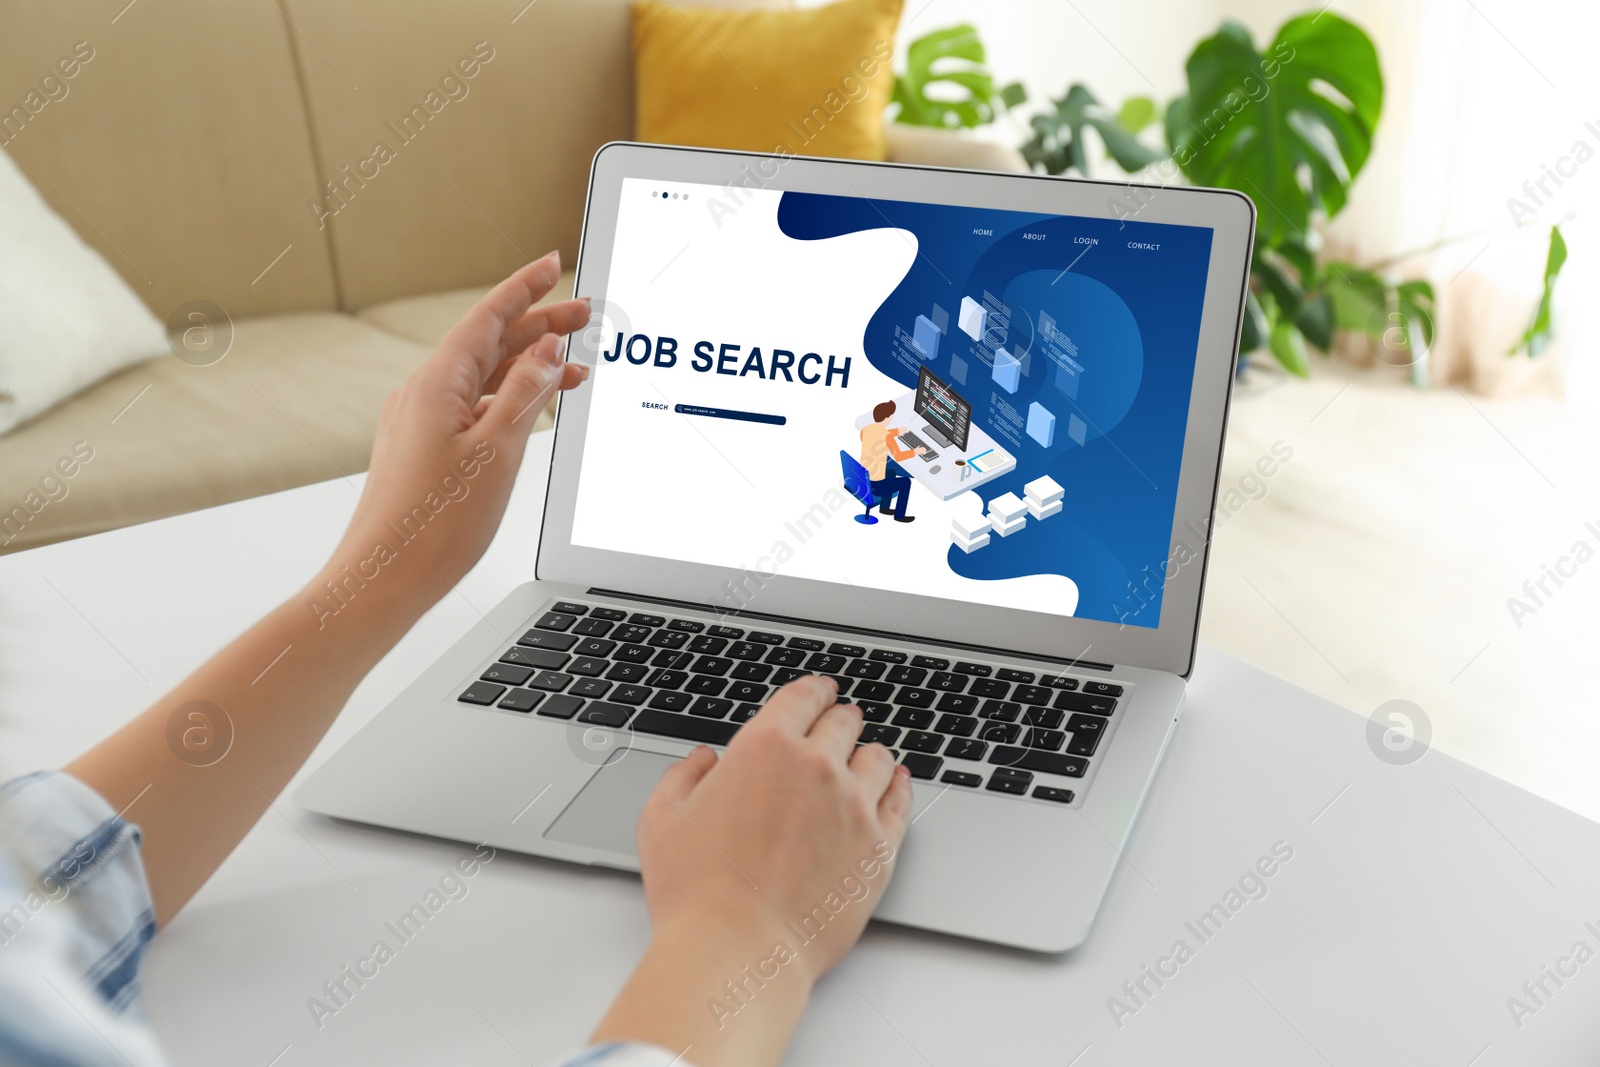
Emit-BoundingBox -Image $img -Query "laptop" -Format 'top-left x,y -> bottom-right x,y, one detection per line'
295,142 -> 1255,952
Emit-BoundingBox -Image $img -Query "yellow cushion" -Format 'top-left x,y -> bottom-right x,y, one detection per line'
632,0 -> 902,161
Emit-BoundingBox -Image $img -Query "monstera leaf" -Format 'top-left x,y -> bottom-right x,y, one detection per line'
1510,225 -> 1567,357
892,24 -> 1024,129
1168,14 -> 1382,245
1022,85 -> 1168,176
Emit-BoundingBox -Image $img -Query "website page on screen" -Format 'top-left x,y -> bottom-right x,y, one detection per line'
569,176 -> 1214,629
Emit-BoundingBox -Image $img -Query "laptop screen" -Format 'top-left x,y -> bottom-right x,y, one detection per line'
568,176 -> 1214,630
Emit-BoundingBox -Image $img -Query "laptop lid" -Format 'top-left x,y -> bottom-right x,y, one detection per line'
538,143 -> 1253,677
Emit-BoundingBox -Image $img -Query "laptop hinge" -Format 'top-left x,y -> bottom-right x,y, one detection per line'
584,587 -> 1118,673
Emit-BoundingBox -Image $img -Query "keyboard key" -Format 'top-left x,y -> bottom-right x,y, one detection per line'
829,676 -> 853,697
805,653 -> 847,674
892,707 -> 934,730
731,662 -> 772,682
567,656 -> 608,677
535,611 -> 577,631
591,607 -> 628,622
500,647 -> 569,670
1054,692 -> 1117,715
895,687 -> 936,709
574,638 -> 617,658
764,647 -> 806,667
613,624 -> 652,644
953,661 -> 992,676
1033,786 -> 1076,803
728,641 -> 767,661
572,618 -> 613,637
648,630 -> 690,650
604,663 -> 648,683
629,613 -> 666,626
709,625 -> 745,639
860,723 -> 901,746
615,644 -> 654,664
648,690 -> 692,712
987,747 -> 1088,777
747,631 -> 784,644
458,681 -> 506,705
529,671 -> 573,691
787,636 -> 825,651
1066,714 -> 1106,756
900,752 -> 942,780
935,713 -> 977,736
968,678 -> 1009,699
576,702 -> 632,728
859,702 -> 892,723
987,767 -> 1032,794
772,667 -> 805,685
941,770 -> 983,787
1013,684 -> 1053,706
497,688 -> 543,712
886,665 -> 927,686
853,681 -> 895,702
612,685 -> 652,706
632,709 -> 739,745
517,630 -> 577,652
551,601 -> 588,615
731,703 -> 761,723
829,642 -> 867,657
668,619 -> 705,633
911,655 -> 950,670
1084,681 -> 1123,697
570,678 -> 612,698
1067,733 -> 1101,757
980,699 -> 1021,721
928,672 -> 967,693
1041,674 -> 1080,690
1024,706 -> 1065,729
844,659 -> 886,679
903,730 -> 942,753
689,697 -> 734,719
651,649 -> 694,669
1025,728 -> 1066,751
646,669 -> 688,689
869,649 -> 908,663
978,721 -> 1020,744
688,635 -> 728,655
726,681 -> 768,702
536,694 -> 584,720
997,668 -> 1036,683
481,663 -> 534,686
686,676 -> 727,696
691,655 -> 734,676
935,693 -> 978,714
944,738 -> 987,761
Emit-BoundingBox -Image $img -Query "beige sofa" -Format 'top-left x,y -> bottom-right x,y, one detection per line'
0,0 -> 1025,553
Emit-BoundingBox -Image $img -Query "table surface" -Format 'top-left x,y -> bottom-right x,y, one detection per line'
3,431 -> 1598,1066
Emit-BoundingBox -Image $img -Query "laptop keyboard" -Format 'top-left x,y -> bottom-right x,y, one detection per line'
896,430 -> 938,461
456,599 -> 1127,805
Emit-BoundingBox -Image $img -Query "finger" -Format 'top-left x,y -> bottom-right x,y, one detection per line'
437,252 -> 562,384
849,739 -> 897,800
499,298 -> 591,360
480,336 -> 584,436
877,765 -> 914,841
756,674 -> 838,736
653,745 -> 718,805
808,702 -> 864,762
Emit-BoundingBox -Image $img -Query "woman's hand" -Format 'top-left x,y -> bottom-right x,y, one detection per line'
328,251 -> 589,616
592,676 -> 915,1067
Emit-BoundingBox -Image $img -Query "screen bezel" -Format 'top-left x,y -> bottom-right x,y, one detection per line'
537,142 -> 1254,677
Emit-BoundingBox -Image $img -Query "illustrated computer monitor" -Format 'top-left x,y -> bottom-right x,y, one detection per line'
915,365 -> 972,452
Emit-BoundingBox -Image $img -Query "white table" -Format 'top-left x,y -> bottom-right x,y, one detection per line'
3,430 -> 1598,1066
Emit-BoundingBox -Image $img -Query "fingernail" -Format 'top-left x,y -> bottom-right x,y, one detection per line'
895,765 -> 912,779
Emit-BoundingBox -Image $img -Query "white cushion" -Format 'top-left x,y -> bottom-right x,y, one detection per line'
0,149 -> 167,434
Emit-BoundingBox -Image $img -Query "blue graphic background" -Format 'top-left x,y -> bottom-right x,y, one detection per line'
777,192 -> 1214,627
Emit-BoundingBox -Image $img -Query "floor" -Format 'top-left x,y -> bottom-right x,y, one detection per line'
1202,356 -> 1600,821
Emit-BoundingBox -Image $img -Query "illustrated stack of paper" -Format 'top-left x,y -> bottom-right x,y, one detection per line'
1024,475 -> 1064,520
950,504 -> 992,554
987,492 -> 1028,537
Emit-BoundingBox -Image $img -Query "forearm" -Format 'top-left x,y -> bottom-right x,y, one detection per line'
65,543 -> 429,926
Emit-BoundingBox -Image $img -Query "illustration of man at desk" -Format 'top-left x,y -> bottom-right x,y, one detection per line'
857,399 -> 926,523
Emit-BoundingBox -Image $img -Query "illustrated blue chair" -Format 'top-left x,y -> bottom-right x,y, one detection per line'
841,451 -> 891,525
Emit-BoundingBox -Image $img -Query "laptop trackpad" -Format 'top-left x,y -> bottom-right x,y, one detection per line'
543,749 -> 680,856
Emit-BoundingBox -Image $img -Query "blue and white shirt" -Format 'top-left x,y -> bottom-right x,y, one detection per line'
0,773 -> 691,1067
